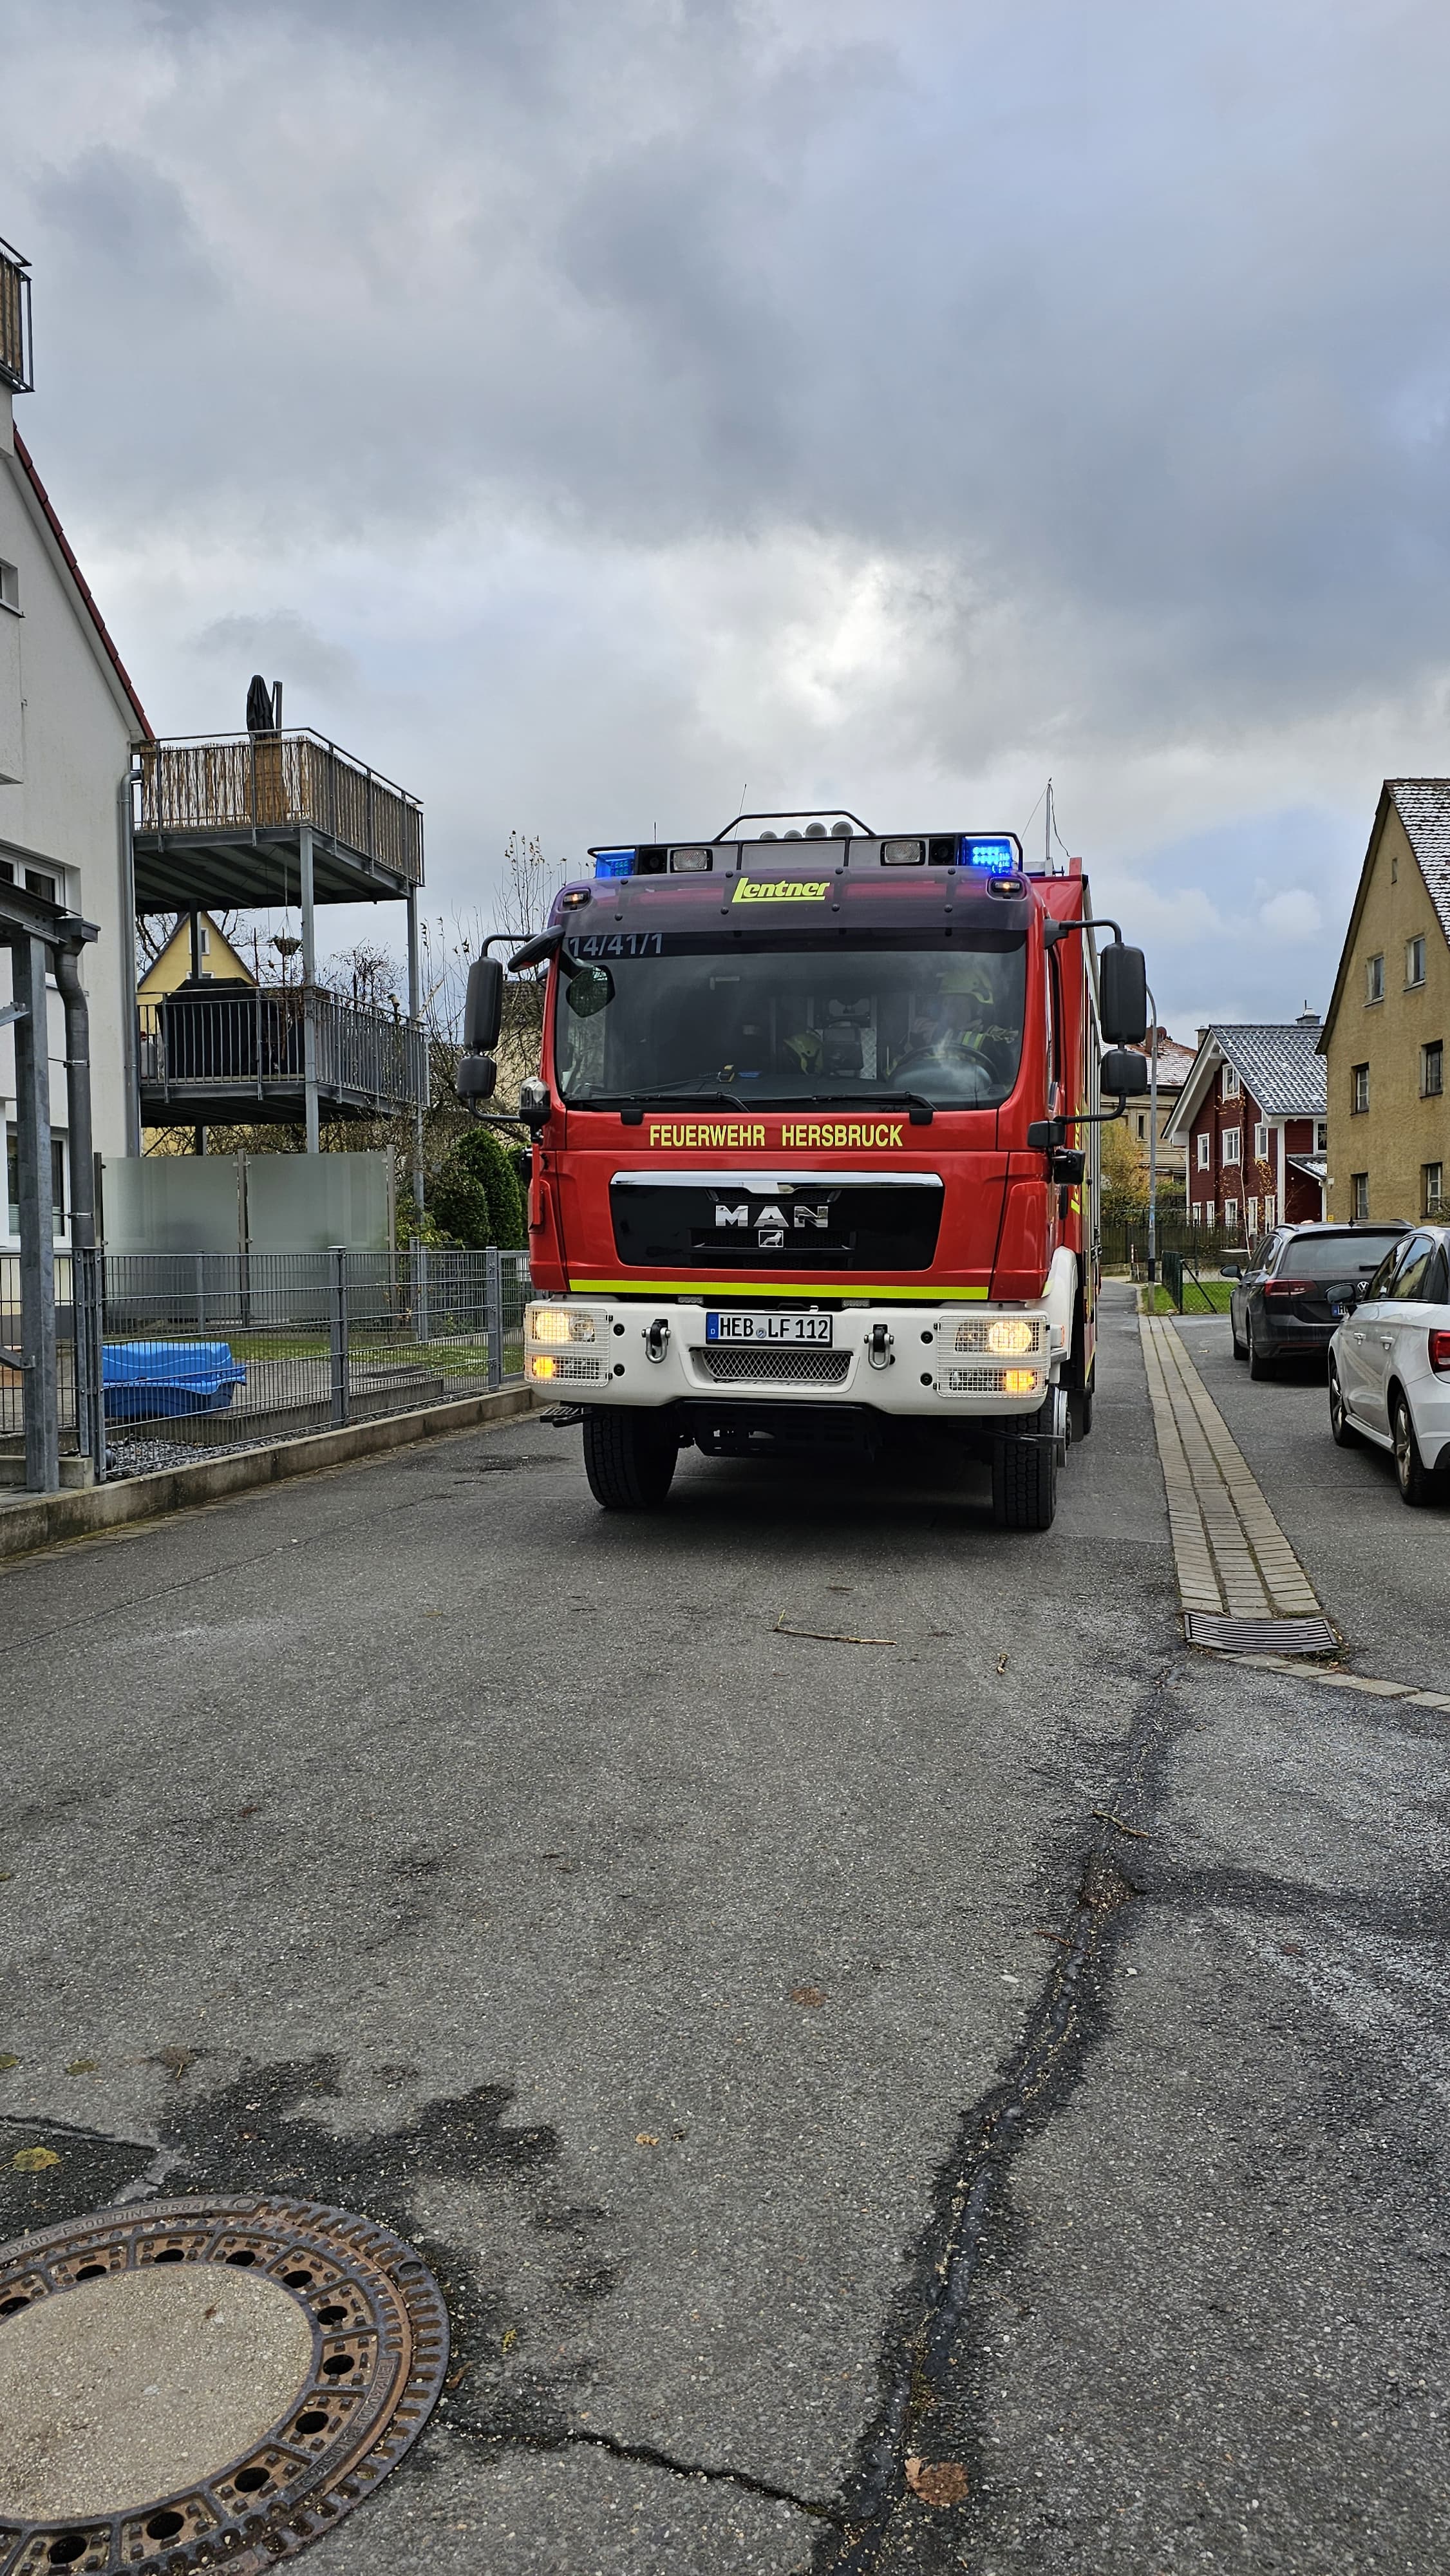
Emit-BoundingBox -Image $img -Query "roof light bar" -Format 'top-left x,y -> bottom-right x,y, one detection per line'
961,836 -> 1018,873
594,849 -> 635,880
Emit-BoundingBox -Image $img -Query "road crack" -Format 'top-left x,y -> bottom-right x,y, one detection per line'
814,1663 -> 1178,2572
458,2421 -> 842,2523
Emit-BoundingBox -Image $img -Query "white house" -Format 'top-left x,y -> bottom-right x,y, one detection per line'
2,238 -> 151,1248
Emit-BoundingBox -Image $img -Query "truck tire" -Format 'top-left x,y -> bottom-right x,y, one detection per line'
1069,1359 -> 1095,1440
581,1406 -> 678,1510
991,1429 -> 1059,1531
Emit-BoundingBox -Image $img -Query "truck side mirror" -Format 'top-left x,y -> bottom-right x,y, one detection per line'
463,956 -> 504,1054
1102,1046 -> 1149,1097
1099,943 -> 1149,1046
457,1052 -> 497,1102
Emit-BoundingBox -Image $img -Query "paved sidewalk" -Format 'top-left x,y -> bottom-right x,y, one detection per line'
1138,1313 -> 1321,1619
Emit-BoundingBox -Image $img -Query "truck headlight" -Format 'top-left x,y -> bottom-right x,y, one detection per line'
527,1306 -> 596,1344
985,1318 -> 1037,1357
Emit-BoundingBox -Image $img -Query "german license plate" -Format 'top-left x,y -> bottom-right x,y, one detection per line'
705,1312 -> 833,1345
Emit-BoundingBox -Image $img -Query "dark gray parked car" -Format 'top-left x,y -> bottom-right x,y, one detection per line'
1223,1221 -> 1413,1378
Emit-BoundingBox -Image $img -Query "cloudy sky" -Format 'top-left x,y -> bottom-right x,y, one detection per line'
8,0 -> 1450,1031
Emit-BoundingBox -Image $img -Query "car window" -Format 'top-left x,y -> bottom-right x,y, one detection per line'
1389,1235 -> 1437,1300
1364,1242 -> 1407,1298
1426,1245 -> 1450,1306
1274,1232 -> 1404,1280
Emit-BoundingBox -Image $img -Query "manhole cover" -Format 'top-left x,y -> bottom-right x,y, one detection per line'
1185,1611 -> 1340,1657
0,2195 -> 447,2573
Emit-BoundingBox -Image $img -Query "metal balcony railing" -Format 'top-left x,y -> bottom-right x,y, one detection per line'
135,732 -> 424,885
0,237 -> 33,394
137,987 -> 427,1114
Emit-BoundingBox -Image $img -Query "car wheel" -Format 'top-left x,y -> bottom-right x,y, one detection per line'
1328,1359 -> 1359,1448
1247,1315 -> 1276,1379
1391,1392 -> 1438,1506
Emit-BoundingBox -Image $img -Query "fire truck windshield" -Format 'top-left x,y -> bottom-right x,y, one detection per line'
554,938 -> 1026,1108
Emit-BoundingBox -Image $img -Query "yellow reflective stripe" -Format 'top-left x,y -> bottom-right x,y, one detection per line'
568,1276 -> 991,1300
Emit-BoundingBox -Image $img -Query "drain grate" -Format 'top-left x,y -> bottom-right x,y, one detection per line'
1185,1611 -> 1340,1657
0,2194 -> 447,2574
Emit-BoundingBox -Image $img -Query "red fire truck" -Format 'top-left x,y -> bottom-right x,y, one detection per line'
459,814 -> 1149,1530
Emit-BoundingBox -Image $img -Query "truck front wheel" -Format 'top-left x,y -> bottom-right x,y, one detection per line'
990,1427 -> 1059,1531
581,1406 -> 679,1510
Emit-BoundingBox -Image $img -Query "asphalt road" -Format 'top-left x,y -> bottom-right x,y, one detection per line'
3,1289 -> 1447,2571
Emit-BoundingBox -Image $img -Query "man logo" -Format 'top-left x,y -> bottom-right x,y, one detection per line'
713,1198 -> 831,1240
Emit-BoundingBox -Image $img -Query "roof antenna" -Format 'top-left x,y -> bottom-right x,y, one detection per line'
1044,778 -> 1053,876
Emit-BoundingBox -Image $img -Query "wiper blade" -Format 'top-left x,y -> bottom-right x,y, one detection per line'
583,1086 -> 750,1110
790,1090 -> 937,1121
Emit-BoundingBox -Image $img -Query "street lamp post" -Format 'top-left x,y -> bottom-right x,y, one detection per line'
1146,987 -> 1160,1287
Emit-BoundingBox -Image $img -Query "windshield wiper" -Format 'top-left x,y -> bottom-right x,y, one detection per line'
779,1089 -> 937,1123
585,1086 -> 751,1112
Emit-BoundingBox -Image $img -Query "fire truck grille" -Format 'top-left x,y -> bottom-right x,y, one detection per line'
937,1363 -> 1042,1396
553,1353 -> 604,1383
692,1346 -> 852,1387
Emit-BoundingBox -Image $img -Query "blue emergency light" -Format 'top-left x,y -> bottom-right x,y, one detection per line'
594,849 -> 636,880
961,836 -> 1017,874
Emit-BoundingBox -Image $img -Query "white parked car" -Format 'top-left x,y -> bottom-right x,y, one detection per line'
1328,1226 -> 1450,1504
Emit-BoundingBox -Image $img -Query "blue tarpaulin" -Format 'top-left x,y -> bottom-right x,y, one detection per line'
102,1341 -> 247,1420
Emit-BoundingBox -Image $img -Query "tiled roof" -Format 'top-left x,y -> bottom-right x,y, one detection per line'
1151,1036 -> 1198,1087
1215,1024 -> 1326,1118
1388,781 -> 1450,948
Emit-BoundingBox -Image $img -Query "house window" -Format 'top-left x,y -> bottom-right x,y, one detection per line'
1351,1063 -> 1370,1114
1422,1040 -> 1444,1099
1221,1065 -> 1240,1100
1223,1198 -> 1239,1231
1424,1163 -> 1445,1218
1135,1112 -> 1146,1139
0,560 -> 17,612
1196,1131 -> 1211,1170
1366,953 -> 1385,1003
24,869 -> 57,904
1247,1195 -> 1259,1231
1222,1127 -> 1242,1165
1261,1191 -> 1277,1224
1317,1122 -> 1328,1151
1254,1121 -> 1269,1160
1407,934 -> 1427,988
1351,1172 -> 1370,1219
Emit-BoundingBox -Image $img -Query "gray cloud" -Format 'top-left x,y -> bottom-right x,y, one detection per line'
6,0 -> 1450,1019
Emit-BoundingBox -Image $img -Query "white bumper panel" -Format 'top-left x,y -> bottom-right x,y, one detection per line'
525,1265 -> 1076,1422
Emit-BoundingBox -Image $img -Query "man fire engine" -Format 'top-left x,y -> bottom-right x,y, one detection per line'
458,813 -> 1149,1530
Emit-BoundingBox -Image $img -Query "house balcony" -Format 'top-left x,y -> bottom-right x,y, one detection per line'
132,730 -> 424,911
137,985 -> 428,1126
0,236 -> 32,393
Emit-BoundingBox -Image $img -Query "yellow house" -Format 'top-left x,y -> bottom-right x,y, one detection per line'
1319,781 -> 1450,1224
137,912 -> 256,1001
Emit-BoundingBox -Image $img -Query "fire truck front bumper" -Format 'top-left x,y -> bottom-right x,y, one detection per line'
523,1291 -> 1071,1421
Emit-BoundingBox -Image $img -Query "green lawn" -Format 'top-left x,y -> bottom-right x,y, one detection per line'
1142,1280 -> 1235,1315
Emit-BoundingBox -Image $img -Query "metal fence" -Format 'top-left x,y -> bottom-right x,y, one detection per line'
1,1245 -> 529,1490
1100,1208 -> 1243,1274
